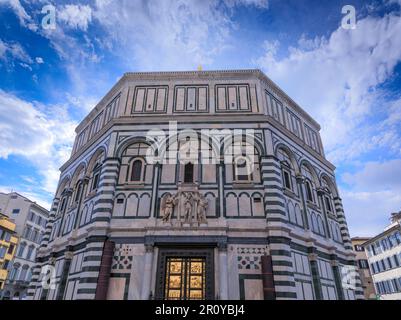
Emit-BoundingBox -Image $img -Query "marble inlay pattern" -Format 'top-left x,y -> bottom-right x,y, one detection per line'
112,244 -> 134,271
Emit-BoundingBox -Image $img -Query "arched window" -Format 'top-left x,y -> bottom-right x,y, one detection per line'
226,140 -> 260,184
305,180 -> 313,202
277,148 -> 294,191
395,232 -> 401,245
17,243 -> 26,258
311,213 -> 318,233
10,264 -> 20,280
288,201 -> 296,224
3,291 -> 10,300
26,245 -> 35,260
301,164 -> 316,203
58,195 -> 68,217
74,181 -> 83,203
131,159 -> 143,181
324,195 -> 333,213
294,204 -> 304,227
19,265 -> 29,281
336,225 -> 342,243
321,178 -> 335,214
317,215 -> 325,236
26,268 -> 33,283
91,163 -> 102,191
184,162 -> 194,183
121,143 -> 152,184
233,156 -> 252,182
329,222 -> 334,240
381,239 -> 389,251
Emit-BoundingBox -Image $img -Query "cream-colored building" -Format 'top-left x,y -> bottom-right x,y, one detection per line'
351,237 -> 376,299
0,192 -> 49,300
28,69 -> 363,300
363,212 -> 401,300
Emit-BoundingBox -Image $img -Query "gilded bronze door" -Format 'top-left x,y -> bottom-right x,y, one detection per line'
164,257 -> 206,300
155,248 -> 214,300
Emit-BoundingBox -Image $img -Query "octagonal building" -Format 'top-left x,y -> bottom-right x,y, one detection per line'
28,69 -> 363,300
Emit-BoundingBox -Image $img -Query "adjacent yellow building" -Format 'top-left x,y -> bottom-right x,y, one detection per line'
0,212 -> 19,291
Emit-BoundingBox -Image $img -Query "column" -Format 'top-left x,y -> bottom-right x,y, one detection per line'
42,197 -> 60,248
295,175 -> 310,230
73,177 -> 90,230
317,188 -> 331,238
333,197 -> 352,250
330,256 -> 344,300
91,157 -> 120,224
150,164 -> 160,218
57,189 -> 72,237
308,248 -> 322,300
268,236 -> 297,300
75,236 -> 107,300
56,250 -> 73,300
217,163 -> 224,218
27,197 -> 60,299
140,244 -> 155,300
261,155 -> 287,225
95,240 -> 115,300
218,243 -> 229,300
261,254 -> 275,300
348,259 -> 365,300
260,154 -> 297,299
26,258 -> 45,300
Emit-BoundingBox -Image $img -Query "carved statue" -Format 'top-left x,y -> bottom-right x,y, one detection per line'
196,194 -> 208,224
161,194 -> 176,223
161,191 -> 208,225
183,192 -> 193,223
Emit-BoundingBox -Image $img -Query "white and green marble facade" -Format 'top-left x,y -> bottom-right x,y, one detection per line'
27,69 -> 363,300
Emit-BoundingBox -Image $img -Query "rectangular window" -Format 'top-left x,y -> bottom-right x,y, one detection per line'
381,260 -> 386,271
12,209 -> 20,214
387,257 -> 393,269
393,279 -> 400,292
0,246 -> 6,259
358,259 -> 369,269
283,170 -> 292,190
28,211 -> 35,221
370,263 -> 376,274
394,254 -> 400,267
7,244 -> 14,255
325,196 -> 333,212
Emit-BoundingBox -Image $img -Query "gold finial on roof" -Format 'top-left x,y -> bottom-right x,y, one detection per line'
197,65 -> 203,71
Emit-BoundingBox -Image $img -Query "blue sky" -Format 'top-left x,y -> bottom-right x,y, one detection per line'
0,0 -> 400,237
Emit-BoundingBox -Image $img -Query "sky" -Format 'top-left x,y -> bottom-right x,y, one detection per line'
0,0 -> 400,237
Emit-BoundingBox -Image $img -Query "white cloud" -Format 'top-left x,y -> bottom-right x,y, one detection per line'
0,0 -> 37,31
342,159 -> 401,192
58,4 -> 93,31
0,90 -> 77,195
92,0 -> 268,70
255,13 -> 401,164
342,189 -> 401,237
35,56 -> 44,64
0,39 -> 33,64
255,11 -> 401,237
340,159 -> 401,237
